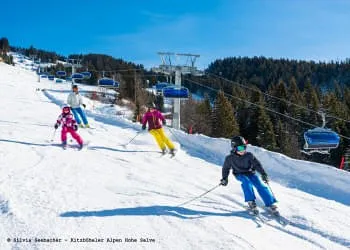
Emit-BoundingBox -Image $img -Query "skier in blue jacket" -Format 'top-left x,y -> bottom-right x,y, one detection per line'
220,136 -> 278,213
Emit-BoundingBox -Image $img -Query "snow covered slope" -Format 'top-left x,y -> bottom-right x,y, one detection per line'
0,62 -> 350,250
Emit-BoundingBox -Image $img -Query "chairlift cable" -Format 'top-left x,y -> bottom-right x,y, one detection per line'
207,73 -> 350,124
185,78 -> 350,141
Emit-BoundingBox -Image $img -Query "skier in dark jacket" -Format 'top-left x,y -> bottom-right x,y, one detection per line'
220,136 -> 278,213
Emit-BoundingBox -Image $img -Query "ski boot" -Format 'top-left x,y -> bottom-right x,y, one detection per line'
247,201 -> 259,215
79,124 -> 84,128
267,204 -> 279,216
85,124 -> 90,128
161,148 -> 167,155
62,141 -> 67,150
169,148 -> 176,157
78,143 -> 84,150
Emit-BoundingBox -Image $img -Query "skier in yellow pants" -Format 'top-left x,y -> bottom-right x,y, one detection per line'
142,103 -> 176,156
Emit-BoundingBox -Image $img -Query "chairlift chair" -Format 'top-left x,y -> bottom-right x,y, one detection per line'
56,71 -> 67,77
98,78 -> 119,88
155,82 -> 171,94
303,128 -> 340,154
81,71 -> 92,79
162,86 -> 189,99
302,111 -> 340,154
71,73 -> 84,79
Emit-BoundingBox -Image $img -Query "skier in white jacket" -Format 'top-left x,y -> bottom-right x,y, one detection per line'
67,84 -> 89,128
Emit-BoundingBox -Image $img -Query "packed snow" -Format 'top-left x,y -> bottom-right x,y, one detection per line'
0,61 -> 350,250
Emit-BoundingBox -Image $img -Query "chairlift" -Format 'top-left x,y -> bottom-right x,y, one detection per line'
71,73 -> 84,79
156,82 -> 171,93
162,86 -> 189,99
303,112 -> 340,154
81,71 -> 92,79
56,71 -> 66,77
56,79 -> 64,83
48,75 -> 55,81
98,78 -> 119,87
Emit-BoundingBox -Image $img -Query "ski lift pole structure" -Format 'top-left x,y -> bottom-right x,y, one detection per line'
152,52 -> 203,130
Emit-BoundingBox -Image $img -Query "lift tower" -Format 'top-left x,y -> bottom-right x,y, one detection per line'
152,52 -> 202,130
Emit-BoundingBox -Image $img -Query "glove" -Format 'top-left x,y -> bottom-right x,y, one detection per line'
220,178 -> 228,186
73,124 -> 78,131
82,104 -> 86,108
261,173 -> 269,184
142,124 -> 146,130
54,123 -> 59,129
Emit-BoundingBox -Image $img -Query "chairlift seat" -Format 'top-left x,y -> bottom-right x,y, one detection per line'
98,78 -> 119,87
56,71 -> 66,77
162,86 -> 189,98
304,128 -> 340,150
71,73 -> 84,79
81,72 -> 92,79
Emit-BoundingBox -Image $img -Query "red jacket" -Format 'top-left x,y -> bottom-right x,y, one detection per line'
142,110 -> 165,130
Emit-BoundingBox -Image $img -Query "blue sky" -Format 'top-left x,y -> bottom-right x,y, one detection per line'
1,0 -> 350,69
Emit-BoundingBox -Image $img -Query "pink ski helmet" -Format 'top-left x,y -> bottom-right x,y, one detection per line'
62,106 -> 71,114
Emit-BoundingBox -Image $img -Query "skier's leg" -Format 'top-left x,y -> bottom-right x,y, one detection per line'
149,129 -> 166,150
77,107 -> 88,125
68,128 -> 83,145
235,174 -> 256,202
250,174 -> 277,207
71,108 -> 82,125
158,128 -> 175,150
61,127 -> 67,144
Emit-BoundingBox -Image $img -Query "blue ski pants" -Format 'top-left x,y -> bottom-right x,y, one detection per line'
235,174 -> 276,206
71,107 -> 88,125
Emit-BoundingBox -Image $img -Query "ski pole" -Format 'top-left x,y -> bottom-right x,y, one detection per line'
176,183 -> 221,207
267,182 -> 277,200
123,131 -> 141,146
50,129 -> 57,142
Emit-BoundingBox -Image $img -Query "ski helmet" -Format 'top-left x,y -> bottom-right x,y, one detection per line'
62,106 -> 71,114
72,84 -> 78,90
231,136 -> 247,148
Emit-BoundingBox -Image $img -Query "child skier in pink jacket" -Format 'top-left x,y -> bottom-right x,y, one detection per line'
54,106 -> 83,149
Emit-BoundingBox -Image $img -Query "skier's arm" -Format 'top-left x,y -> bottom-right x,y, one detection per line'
251,154 -> 266,175
67,94 -> 72,106
79,94 -> 84,106
222,156 -> 231,180
158,111 -> 166,124
55,115 -> 63,127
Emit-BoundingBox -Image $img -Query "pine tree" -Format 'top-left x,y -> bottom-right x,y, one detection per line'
212,91 -> 239,138
270,80 -> 288,114
0,37 -> 9,56
303,80 -> 320,125
256,99 -> 276,150
196,94 -> 212,135
132,101 -> 140,122
288,77 -> 305,119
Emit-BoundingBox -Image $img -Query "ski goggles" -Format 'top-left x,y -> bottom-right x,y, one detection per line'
236,145 -> 246,152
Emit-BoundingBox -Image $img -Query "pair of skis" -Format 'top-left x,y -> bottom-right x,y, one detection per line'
52,141 -> 90,150
160,150 -> 176,158
247,206 -> 288,226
